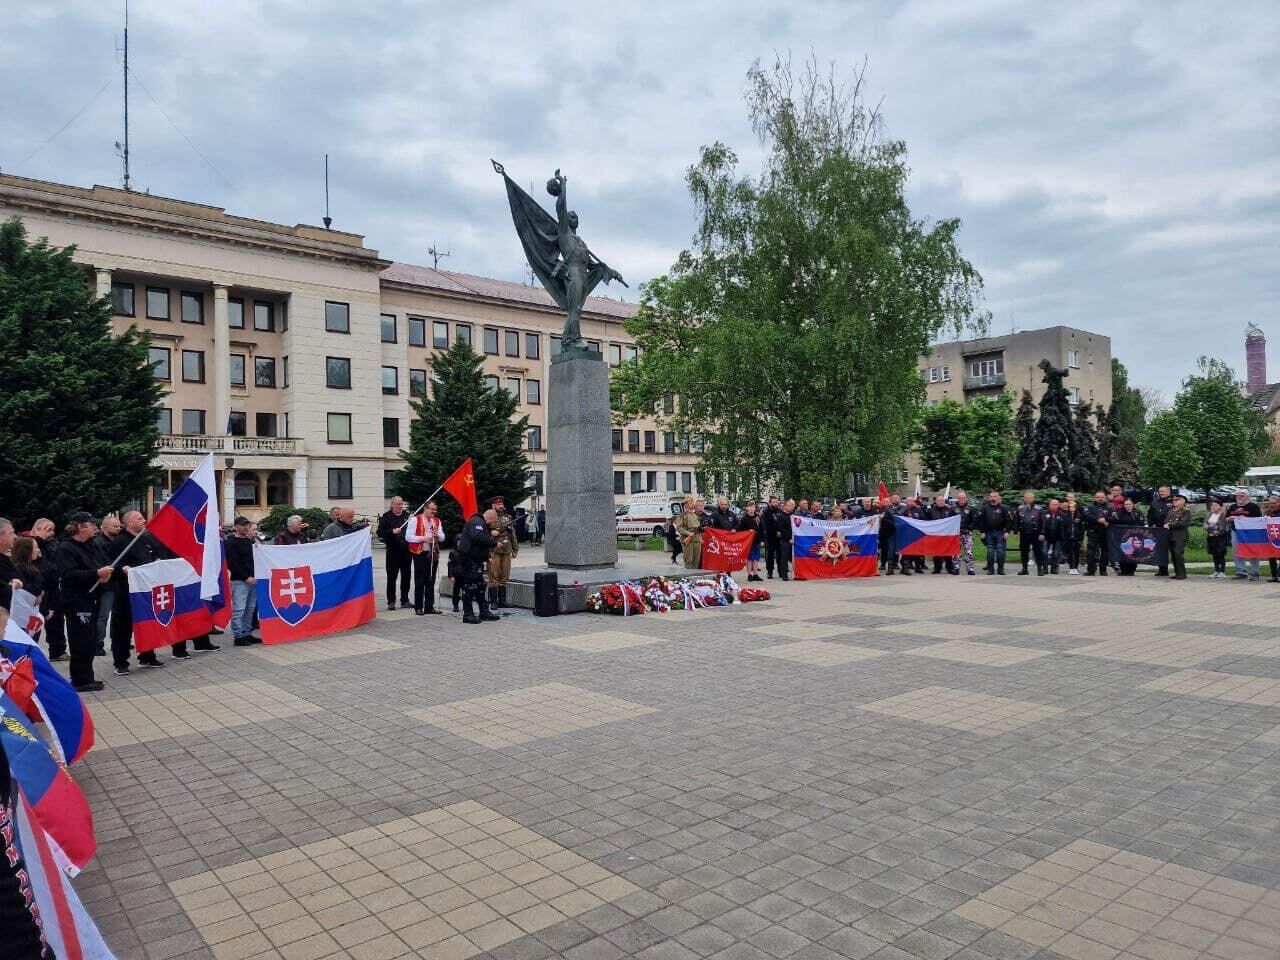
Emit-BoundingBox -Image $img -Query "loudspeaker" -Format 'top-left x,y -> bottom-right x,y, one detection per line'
533,572 -> 559,617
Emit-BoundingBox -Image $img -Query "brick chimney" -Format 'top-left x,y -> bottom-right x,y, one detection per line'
1246,323 -> 1267,395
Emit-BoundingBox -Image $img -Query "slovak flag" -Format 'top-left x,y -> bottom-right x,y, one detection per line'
254,531 -> 375,644
149,453 -> 222,599
0,690 -> 95,874
895,514 -> 961,557
0,622 -> 94,764
127,557 -> 231,654
1230,517 -> 1280,559
12,785 -> 117,958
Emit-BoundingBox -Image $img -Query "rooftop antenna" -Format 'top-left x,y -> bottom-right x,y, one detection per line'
114,0 -> 131,190
322,153 -> 332,229
428,244 -> 450,270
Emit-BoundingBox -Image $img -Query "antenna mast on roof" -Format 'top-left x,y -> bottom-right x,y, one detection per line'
114,0 -> 131,190
428,244 -> 450,269
322,153 -> 332,229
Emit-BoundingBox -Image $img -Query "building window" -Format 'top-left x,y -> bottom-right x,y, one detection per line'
663,432 -> 675,453
253,301 -> 274,332
407,317 -> 427,348
506,376 -> 521,399
550,335 -> 562,357
532,470 -> 544,495
630,471 -> 642,493
146,287 -> 170,320
267,470 -> 291,505
181,409 -> 205,435
324,301 -> 350,334
149,347 -> 171,380
282,355 -> 289,387
180,291 -> 204,324
1067,349 -> 1080,368
381,366 -> 398,395
157,408 -> 172,435
410,369 -> 427,398
611,429 -> 623,452
483,327 -> 499,355
928,367 -> 939,383
326,357 -> 351,389
112,282 -> 135,317
327,413 -> 352,444
528,426 -> 542,451
505,330 -> 520,357
666,470 -> 677,492
181,349 -> 205,383
526,379 -> 541,404
383,417 -> 400,448
1068,387 -> 1081,405
624,345 -> 637,364
681,472 -> 693,494
256,412 -> 278,437
234,471 -> 260,506
383,470 -> 400,499
970,357 -> 1003,378
228,297 -> 244,328
627,429 -> 640,452
484,375 -> 499,391
380,313 -> 397,343
608,344 -> 622,367
644,430 -> 656,453
328,468 -> 353,500
255,356 -> 276,388
525,333 -> 540,359
228,411 -> 247,436
646,470 -> 657,491
229,353 -> 246,387
456,324 -> 472,347
587,339 -> 601,353
419,319 -> 441,348
941,365 -> 950,381
663,394 -> 675,415
613,471 -> 625,495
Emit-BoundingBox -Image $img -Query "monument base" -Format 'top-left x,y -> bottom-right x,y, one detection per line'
438,565 -> 687,614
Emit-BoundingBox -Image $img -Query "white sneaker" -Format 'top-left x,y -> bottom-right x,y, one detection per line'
1068,568 -> 1080,575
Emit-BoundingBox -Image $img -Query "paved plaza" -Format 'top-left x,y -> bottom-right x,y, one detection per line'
71,561 -> 1280,960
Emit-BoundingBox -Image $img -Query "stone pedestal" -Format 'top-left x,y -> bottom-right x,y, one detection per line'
544,349 -> 618,569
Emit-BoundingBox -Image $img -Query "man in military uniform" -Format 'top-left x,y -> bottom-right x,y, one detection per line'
484,496 -> 518,609
1083,491 -> 1115,576
674,497 -> 704,569
456,505 -> 501,624
1163,494 -> 1191,580
953,490 -> 977,575
1015,491 -> 1047,576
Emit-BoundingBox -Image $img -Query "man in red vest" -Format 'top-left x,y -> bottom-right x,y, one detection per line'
405,501 -> 445,615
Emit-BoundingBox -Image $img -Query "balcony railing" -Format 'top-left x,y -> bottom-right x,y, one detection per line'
963,373 -> 1006,390
159,435 -> 299,455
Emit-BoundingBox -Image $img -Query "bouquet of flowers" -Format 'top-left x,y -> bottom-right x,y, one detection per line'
585,581 -> 647,615
737,587 -> 770,602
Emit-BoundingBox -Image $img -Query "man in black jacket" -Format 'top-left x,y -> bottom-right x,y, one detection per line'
898,498 -> 926,574
926,495 -> 958,575
707,497 -> 737,531
57,512 -> 113,691
1082,491 -> 1115,576
457,508 -> 501,624
376,496 -> 412,610
1015,491 -> 1047,576
761,497 -> 783,579
92,513 -> 124,655
877,499 -> 897,574
30,518 -> 65,660
226,517 -> 261,645
1041,498 -> 1067,574
978,492 -> 1014,575
1147,485 -> 1173,577
109,511 -> 165,673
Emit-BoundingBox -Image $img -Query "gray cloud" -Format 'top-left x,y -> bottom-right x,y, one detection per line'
4,0 -> 1277,393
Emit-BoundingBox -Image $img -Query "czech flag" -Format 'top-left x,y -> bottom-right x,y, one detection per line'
12,786 -> 116,958
149,453 -> 223,599
793,515 -> 880,579
895,514 -> 961,557
0,623 -> 94,764
0,690 -> 95,874
1230,517 -> 1280,559
127,557 -> 230,654
254,531 -> 375,644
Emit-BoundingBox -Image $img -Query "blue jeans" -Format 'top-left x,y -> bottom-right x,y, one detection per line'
231,580 -> 257,638
1232,532 -> 1259,577
984,532 -> 1006,569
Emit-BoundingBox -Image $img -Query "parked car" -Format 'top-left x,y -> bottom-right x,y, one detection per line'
1173,486 -> 1206,503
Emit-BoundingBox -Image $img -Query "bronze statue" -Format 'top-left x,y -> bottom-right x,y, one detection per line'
492,160 -> 626,351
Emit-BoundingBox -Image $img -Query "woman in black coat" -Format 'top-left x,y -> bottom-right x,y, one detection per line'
737,502 -> 765,582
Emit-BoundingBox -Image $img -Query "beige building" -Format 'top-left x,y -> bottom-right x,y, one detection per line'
0,173 -> 700,521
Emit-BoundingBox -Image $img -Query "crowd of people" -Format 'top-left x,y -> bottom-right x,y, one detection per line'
664,484 -> 1275,583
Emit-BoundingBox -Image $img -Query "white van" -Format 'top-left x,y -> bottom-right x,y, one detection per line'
616,492 -> 684,538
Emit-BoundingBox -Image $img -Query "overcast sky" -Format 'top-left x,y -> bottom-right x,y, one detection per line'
4,1 -> 1276,394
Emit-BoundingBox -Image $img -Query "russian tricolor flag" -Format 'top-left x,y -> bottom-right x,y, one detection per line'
127,557 -> 231,654
148,453 -> 223,600
1,622 -> 94,764
895,514 -> 962,557
794,515 -> 881,579
254,531 -> 375,644
1231,517 -> 1280,559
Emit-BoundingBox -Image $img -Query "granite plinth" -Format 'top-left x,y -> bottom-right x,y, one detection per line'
544,349 -> 618,570
438,564 -> 688,613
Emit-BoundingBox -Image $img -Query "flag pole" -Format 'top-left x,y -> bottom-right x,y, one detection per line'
89,525 -> 148,594
396,483 -> 447,533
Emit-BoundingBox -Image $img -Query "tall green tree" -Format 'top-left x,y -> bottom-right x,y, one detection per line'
0,218 -> 162,524
611,57 -> 986,496
1103,358 -> 1146,484
395,340 -> 530,537
916,393 -> 1014,493
1030,361 -> 1074,487
1137,411 -> 1202,487
1069,401 -> 1102,492
1011,390 -> 1038,488
1174,357 -> 1252,500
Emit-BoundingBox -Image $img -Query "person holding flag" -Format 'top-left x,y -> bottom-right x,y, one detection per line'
56,514 -> 113,692
404,501 -> 445,615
